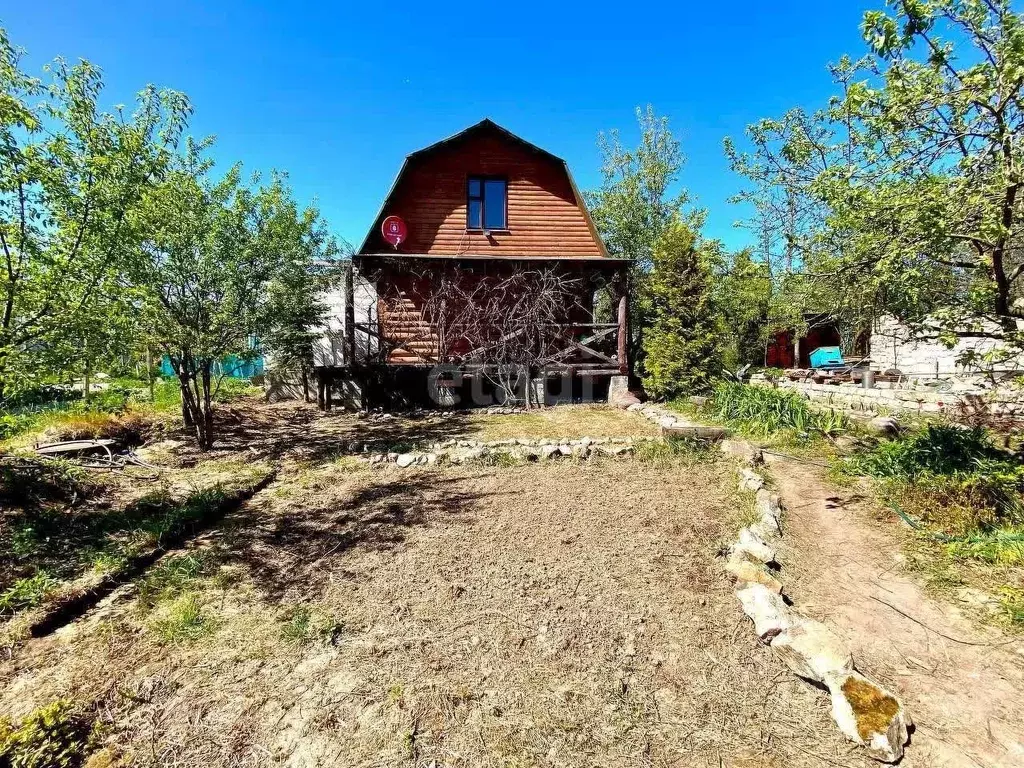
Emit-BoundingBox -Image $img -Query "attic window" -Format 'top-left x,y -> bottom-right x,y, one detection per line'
467,177 -> 507,230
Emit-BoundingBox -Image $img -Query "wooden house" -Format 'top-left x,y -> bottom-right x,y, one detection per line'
316,119 -> 630,408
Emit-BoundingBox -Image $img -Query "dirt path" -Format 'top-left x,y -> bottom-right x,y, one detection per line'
764,452 -> 1024,768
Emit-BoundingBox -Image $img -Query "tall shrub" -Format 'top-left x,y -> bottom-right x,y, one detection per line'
642,220 -> 721,398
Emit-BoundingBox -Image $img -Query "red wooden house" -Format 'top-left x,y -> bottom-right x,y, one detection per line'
322,119 -> 629,408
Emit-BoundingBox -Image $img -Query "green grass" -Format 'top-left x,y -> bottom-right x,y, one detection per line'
0,699 -> 101,768
150,593 -> 216,643
280,604 -> 343,646
136,553 -> 213,610
633,436 -> 716,465
670,383 -> 850,446
844,422 -> 1024,627
0,375 -> 259,444
843,424 -> 1024,537
0,571 -> 58,616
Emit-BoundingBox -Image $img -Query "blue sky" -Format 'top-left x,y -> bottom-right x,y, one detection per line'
3,1 -> 881,252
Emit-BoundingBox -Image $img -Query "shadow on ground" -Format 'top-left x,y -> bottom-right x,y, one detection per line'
212,470 -> 504,600
173,401 -> 478,464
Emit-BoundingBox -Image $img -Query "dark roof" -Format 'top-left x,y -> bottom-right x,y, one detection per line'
357,119 -> 609,258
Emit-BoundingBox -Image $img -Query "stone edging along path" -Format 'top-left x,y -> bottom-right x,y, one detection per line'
632,401 -> 911,763
723,440 -> 911,763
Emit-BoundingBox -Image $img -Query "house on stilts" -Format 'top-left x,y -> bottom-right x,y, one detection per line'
313,119 -> 630,410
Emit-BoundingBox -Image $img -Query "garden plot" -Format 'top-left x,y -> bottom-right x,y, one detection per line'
0,401 -> 879,768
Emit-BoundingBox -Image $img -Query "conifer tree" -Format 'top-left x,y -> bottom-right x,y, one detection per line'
642,219 -> 721,398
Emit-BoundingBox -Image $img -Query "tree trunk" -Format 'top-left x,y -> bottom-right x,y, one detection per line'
201,362 -> 214,448
146,345 -> 155,403
84,355 -> 92,404
301,364 -> 310,403
176,357 -> 195,427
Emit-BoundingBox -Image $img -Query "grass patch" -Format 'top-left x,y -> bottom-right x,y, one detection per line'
0,571 -> 58,616
137,553 -> 214,610
843,424 -> 1024,538
700,383 -> 849,439
0,699 -> 101,768
467,405 -> 658,441
280,604 -> 343,646
150,593 -> 216,643
845,422 -> 1024,627
467,450 -> 526,468
634,436 -> 715,466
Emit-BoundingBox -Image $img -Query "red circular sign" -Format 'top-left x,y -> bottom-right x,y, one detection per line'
381,215 -> 407,248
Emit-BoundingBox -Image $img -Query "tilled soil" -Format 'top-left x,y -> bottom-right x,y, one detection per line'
0,452 -> 878,768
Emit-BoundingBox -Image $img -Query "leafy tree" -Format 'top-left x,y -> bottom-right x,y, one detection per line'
713,248 -> 773,370
587,106 -> 691,271
0,28 -> 190,398
587,106 -> 698,368
133,145 -> 339,448
259,220 -> 346,400
727,0 -> 1024,359
642,218 -> 721,398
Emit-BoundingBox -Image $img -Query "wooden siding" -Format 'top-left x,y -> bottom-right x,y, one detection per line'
363,128 -> 604,257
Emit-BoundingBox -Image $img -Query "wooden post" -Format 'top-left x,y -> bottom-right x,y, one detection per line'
344,260 -> 356,366
616,293 -> 628,375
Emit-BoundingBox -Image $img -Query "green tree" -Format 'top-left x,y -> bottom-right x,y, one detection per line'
713,249 -> 773,371
133,145 -> 339,448
0,28 -> 190,398
587,106 -> 690,271
642,219 -> 721,398
587,106 -> 698,368
727,0 -> 1024,358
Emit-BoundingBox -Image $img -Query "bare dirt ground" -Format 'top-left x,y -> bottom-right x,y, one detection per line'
765,452 -> 1024,768
0,403 -> 881,768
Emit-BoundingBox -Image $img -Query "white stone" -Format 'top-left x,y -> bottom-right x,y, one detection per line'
725,552 -> 783,593
755,489 -> 783,535
736,584 -> 794,641
770,618 -> 853,684
739,469 -> 765,492
659,416 -> 678,429
826,671 -> 910,763
396,453 -> 416,468
540,445 -> 560,460
736,527 -> 776,564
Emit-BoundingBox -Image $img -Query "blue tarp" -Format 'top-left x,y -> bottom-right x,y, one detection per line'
809,346 -> 844,369
159,354 -> 264,379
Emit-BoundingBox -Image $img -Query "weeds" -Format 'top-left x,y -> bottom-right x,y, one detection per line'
280,604 -> 343,645
845,424 -> 1020,479
844,424 -> 1024,536
0,699 -> 101,768
634,436 -> 714,465
0,571 -> 58,616
150,593 -> 215,643
683,383 -> 849,440
136,553 -> 213,610
999,587 -> 1024,625
468,450 -> 525,468
847,422 -> 1024,626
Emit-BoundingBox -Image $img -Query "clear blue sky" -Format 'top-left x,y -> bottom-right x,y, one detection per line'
3,1 -> 881,252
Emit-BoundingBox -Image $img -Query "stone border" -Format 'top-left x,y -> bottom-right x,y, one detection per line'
356,436 -> 644,468
722,443 -> 911,763
358,401 -> 726,468
627,401 -> 733,440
